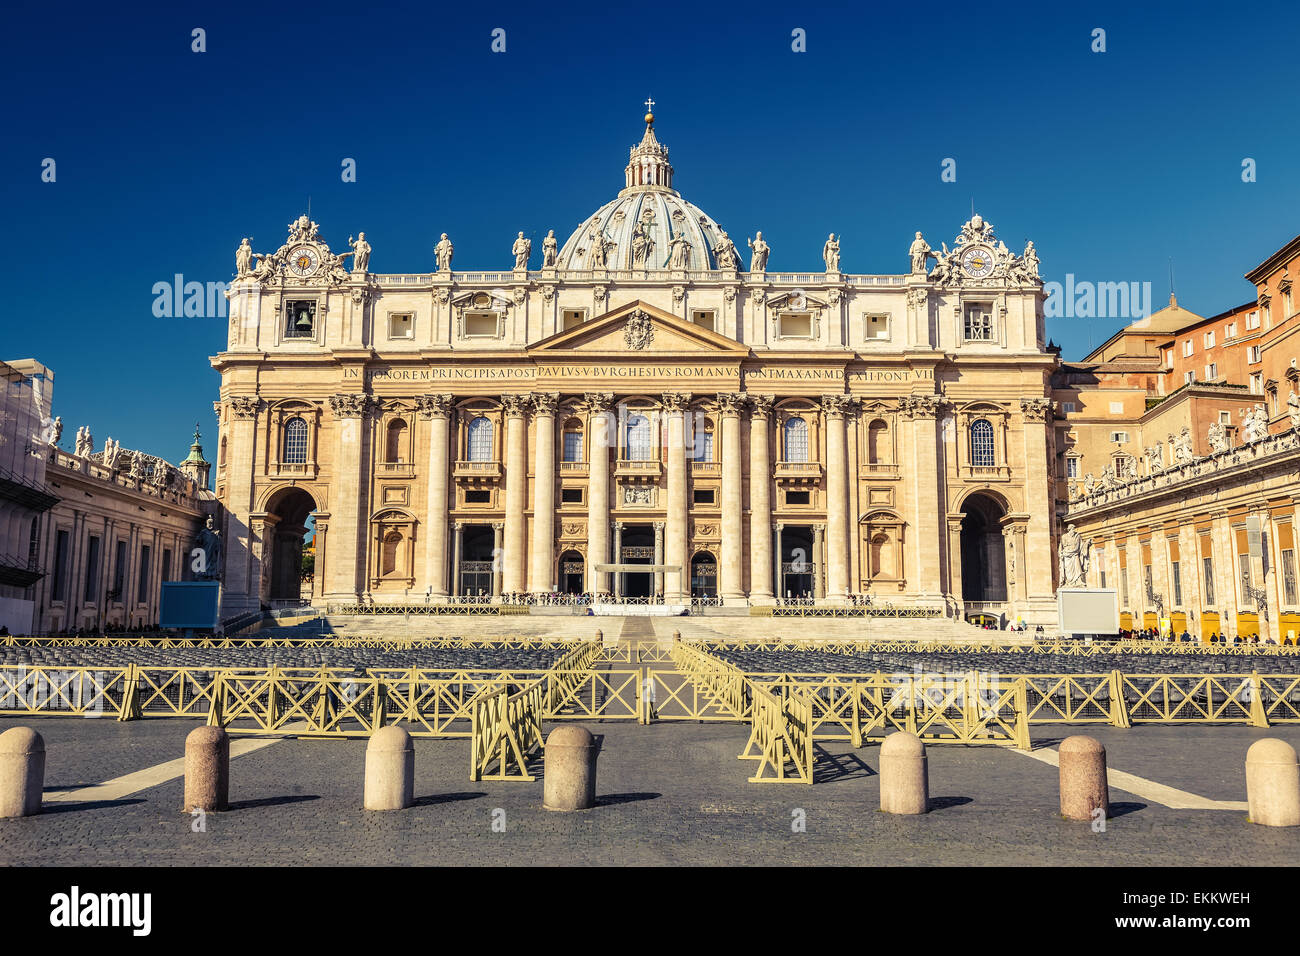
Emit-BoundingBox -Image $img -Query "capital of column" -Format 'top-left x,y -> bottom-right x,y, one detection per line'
715,392 -> 748,417
1019,397 -> 1054,423
454,521 -> 466,531
531,392 -> 560,417
614,521 -> 625,531
328,393 -> 372,419
660,391 -> 692,414
774,522 -> 785,532
500,393 -> 530,417
228,395 -> 260,420
654,521 -> 665,531
898,394 -> 945,420
491,521 -> 504,531
749,394 -> 775,419
581,391 -> 615,413
819,393 -> 858,420
416,393 -> 456,419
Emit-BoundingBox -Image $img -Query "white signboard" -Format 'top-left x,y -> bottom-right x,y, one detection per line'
1057,588 -> 1119,636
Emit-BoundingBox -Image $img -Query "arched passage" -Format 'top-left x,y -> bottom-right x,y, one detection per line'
691,550 -> 718,599
264,486 -> 318,604
960,493 -> 1007,603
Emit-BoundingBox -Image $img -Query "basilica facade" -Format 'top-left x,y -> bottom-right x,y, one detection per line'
212,112 -> 1058,623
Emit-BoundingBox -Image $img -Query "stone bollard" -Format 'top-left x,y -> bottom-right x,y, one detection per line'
0,727 -> 45,818
879,731 -> 928,814
543,725 -> 598,811
1246,738 -> 1300,827
1059,735 -> 1109,822
183,726 -> 229,812
364,725 -> 414,811
672,630 -> 681,642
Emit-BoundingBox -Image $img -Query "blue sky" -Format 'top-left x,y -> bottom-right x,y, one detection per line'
2,0 -> 1297,469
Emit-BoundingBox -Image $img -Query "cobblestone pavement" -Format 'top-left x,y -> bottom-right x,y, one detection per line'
2,716 -> 1297,866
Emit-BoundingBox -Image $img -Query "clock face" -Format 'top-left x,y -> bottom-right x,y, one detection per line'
287,245 -> 320,277
961,246 -> 994,278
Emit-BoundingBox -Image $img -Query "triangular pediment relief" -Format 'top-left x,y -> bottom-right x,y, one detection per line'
529,301 -> 748,356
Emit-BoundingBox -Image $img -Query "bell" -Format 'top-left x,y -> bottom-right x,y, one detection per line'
295,310 -> 312,329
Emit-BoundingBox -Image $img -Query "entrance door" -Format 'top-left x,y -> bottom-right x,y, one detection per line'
779,526 -> 815,599
459,525 -> 495,597
620,525 -> 654,598
559,551 -> 584,594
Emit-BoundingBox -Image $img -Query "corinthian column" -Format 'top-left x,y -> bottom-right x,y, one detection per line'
326,393 -> 371,603
418,394 -> 454,598
717,392 -> 747,602
821,393 -> 855,602
748,395 -> 775,601
529,392 -> 559,593
584,393 -> 614,594
501,394 -> 530,594
662,392 -> 691,602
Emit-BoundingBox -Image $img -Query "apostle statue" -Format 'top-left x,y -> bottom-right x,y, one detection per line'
1022,240 -> 1040,279
1058,524 -> 1090,588
49,416 -> 62,447
1144,442 -> 1163,473
1207,420 -> 1229,454
236,238 -> 253,276
348,233 -> 371,273
1171,427 -> 1193,462
588,230 -> 610,268
747,232 -> 770,272
512,231 -> 531,270
631,222 -> 651,267
1289,389 -> 1300,429
713,230 -> 739,270
434,233 -> 454,272
194,514 -> 223,581
252,251 -> 280,281
668,231 -> 692,269
102,438 -> 121,470
1082,471 -> 1096,495
542,229 -> 558,268
129,452 -> 146,480
823,233 -> 840,272
909,232 -> 934,274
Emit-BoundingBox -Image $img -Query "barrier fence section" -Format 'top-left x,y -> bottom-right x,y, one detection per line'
470,680 -> 545,781
739,682 -> 814,783
693,637 -> 1300,657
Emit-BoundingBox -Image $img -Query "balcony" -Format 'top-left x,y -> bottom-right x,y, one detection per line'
559,461 -> 589,476
860,462 -> 899,479
960,464 -> 1012,482
269,462 -> 318,480
454,460 -> 502,479
691,461 -> 721,477
616,459 -> 662,478
774,460 -> 823,481
377,461 -> 415,479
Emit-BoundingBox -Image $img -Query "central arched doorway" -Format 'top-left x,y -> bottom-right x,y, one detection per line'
619,525 -> 655,598
459,525 -> 495,597
960,493 -> 1007,608
559,550 -> 584,594
691,551 -> 718,599
264,486 -> 318,606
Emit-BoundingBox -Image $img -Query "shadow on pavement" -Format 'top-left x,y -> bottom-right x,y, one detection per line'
596,791 -> 661,807
414,792 -> 486,806
227,794 -> 321,811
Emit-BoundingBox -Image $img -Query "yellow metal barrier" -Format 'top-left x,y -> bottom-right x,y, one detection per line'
469,680 -> 545,781
739,682 -> 814,783
0,665 -> 133,719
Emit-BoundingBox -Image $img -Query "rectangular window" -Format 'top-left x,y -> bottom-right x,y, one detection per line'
1120,566 -> 1129,608
1250,372 -> 1263,394
1239,552 -> 1252,603
1108,431 -> 1129,443
138,545 -> 151,604
1164,348 -> 1174,366
1061,401 -> 1077,414
84,536 -> 101,602
1097,555 -> 1107,589
464,489 -> 491,504
1171,561 -> 1182,606
562,431 -> 583,462
1248,345 -> 1262,363
1205,363 -> 1217,380
112,540 -> 127,598
963,304 -> 994,341
692,489 -> 716,505
1219,411 -> 1231,425
1066,457 -> 1079,478
162,548 -> 173,584
1202,555 -> 1215,606
51,529 -> 69,601
561,488 -> 583,504
562,309 -> 586,331
464,312 -> 500,338
691,310 -> 715,332
1226,322 -> 1237,339
1143,564 -> 1153,606
388,313 -> 413,339
1109,402 -> 1123,414
1246,310 -> 1261,330
1184,370 -> 1196,385
1183,339 -> 1194,357
1204,330 -> 1215,348
1283,549 -> 1297,607
779,313 -> 813,339
864,314 -> 890,340
785,490 -> 811,506
284,300 -> 316,338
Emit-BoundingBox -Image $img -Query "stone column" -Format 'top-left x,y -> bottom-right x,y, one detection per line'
501,394 -> 530,594
418,394 -> 454,598
491,522 -> 503,597
1019,398 -> 1055,620
774,523 -> 784,599
654,522 -> 665,597
718,393 -> 746,602
613,522 -> 624,598
663,393 -> 691,602
584,393 -> 613,594
529,393 -> 559,594
325,393 -> 370,604
451,522 -> 464,597
748,396 -> 775,601
813,524 -> 826,599
821,394 -> 854,602
905,395 -> 947,607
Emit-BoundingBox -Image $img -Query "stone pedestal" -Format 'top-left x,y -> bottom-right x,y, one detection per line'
543,725 -> 598,811
364,726 -> 415,811
1059,735 -> 1109,822
879,731 -> 928,814
0,727 -> 44,818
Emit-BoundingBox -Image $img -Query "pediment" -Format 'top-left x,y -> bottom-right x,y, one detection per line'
529,301 -> 748,356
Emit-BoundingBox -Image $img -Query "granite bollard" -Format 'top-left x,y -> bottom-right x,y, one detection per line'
0,727 -> 45,818
184,725 -> 229,812
365,725 -> 415,811
879,731 -> 928,814
1059,735 -> 1109,822
1246,738 -> 1300,827
543,725 -> 598,811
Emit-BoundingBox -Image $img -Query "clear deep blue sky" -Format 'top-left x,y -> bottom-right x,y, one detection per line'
2,0 -> 1297,469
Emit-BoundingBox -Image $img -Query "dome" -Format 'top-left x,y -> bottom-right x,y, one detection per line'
554,113 -> 739,273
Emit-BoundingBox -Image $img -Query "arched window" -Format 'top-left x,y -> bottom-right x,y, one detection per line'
783,417 -> 808,462
970,419 -> 995,467
381,531 -> 402,576
283,417 -> 308,464
693,417 -> 715,462
562,419 -> 584,462
385,419 -> 407,463
467,416 -> 493,462
218,436 -> 227,467
626,414 -> 652,461
868,420 -> 889,464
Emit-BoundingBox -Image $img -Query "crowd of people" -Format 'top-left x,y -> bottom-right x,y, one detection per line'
1115,627 -> 1280,645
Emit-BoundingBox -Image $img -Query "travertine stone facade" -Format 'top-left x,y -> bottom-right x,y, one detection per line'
212,113 -> 1057,624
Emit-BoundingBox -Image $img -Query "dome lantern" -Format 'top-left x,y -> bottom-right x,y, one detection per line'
624,102 -> 675,193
